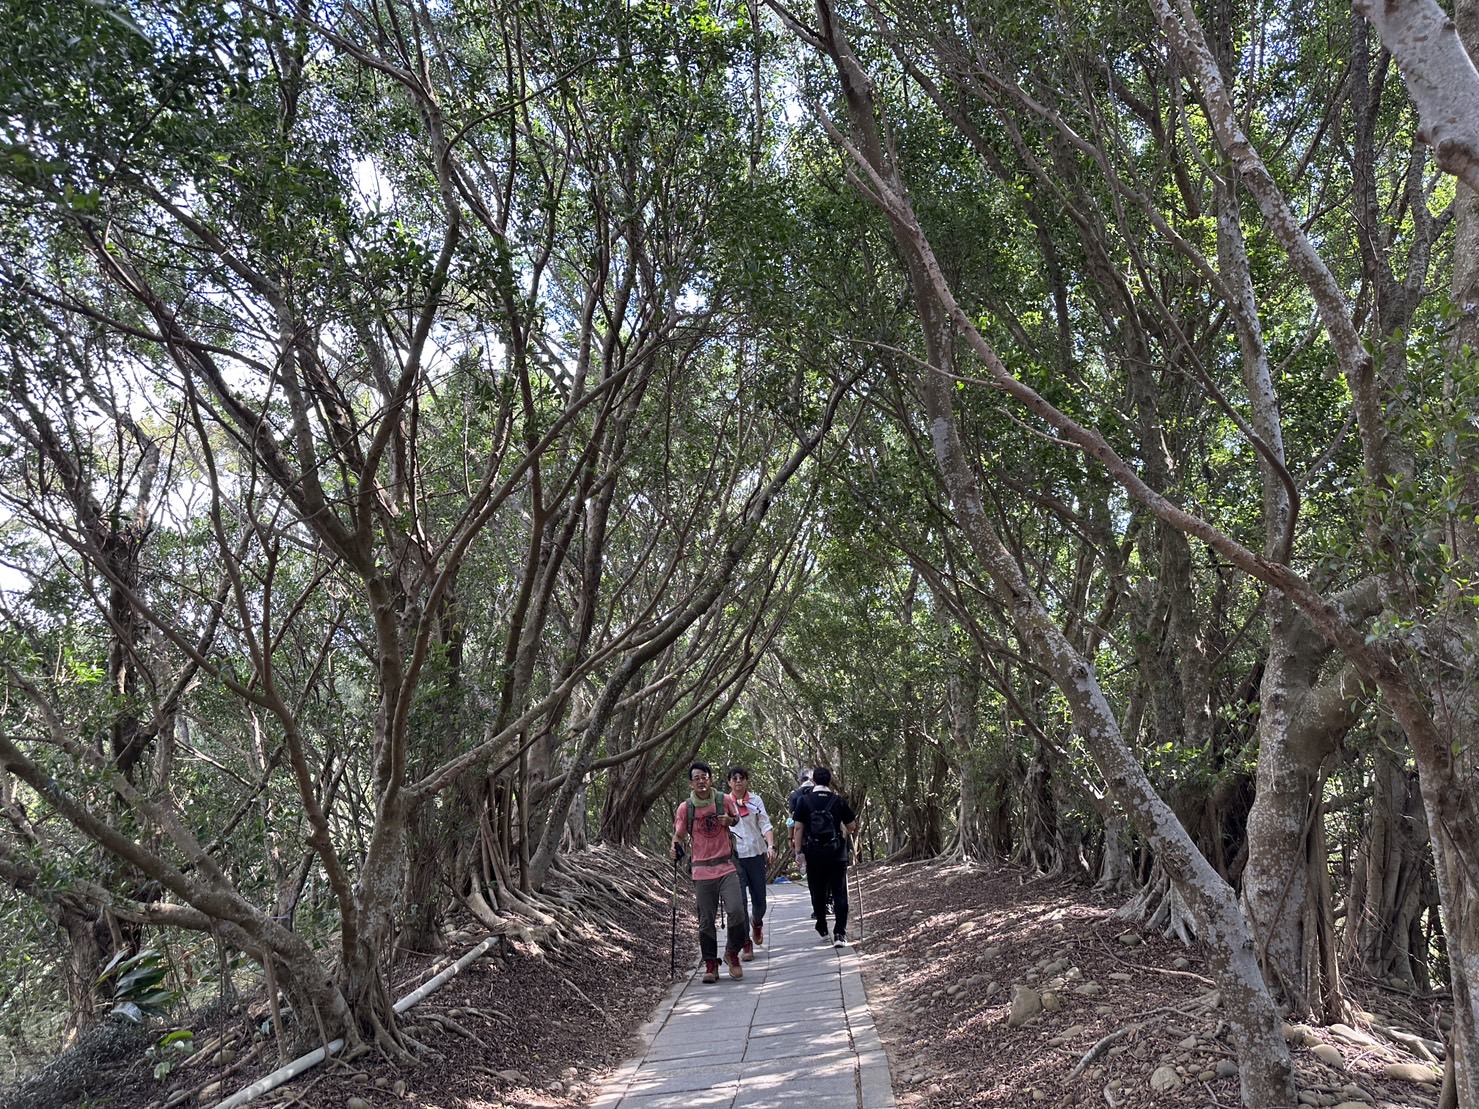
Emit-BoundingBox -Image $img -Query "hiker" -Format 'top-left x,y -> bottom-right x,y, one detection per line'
670,761 -> 749,982
726,766 -> 775,960
789,766 -> 858,947
786,766 -> 814,872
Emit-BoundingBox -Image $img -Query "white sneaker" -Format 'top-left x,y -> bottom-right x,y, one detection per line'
833,933 -> 848,947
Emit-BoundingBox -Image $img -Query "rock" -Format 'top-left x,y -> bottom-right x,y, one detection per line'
1381,1061 -> 1440,1084
1041,990 -> 1062,1012
1334,1103 -> 1371,1109
347,1099 -> 374,1109
1108,972 -> 1134,982
1336,1084 -> 1372,1103
1149,1065 -> 1182,1092
1197,1070 -> 1216,1082
1007,985 -> 1043,1027
1283,1023 -> 1316,1047
1328,1023 -> 1381,1048
1215,1059 -> 1239,1078
1116,931 -> 1143,946
1178,1035 -> 1198,1049
1312,1043 -> 1345,1069
201,1083 -> 223,1101
1073,982 -> 1103,997
394,1080 -> 408,1096
1173,956 -> 1190,969
1297,1091 -> 1320,1106
1030,1089 -> 1047,1101
498,1069 -> 529,1084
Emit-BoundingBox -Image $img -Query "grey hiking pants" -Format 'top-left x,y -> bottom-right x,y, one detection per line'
734,853 -> 768,926
694,868 -> 748,961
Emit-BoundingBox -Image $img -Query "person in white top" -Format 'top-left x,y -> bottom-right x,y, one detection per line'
726,766 -> 775,961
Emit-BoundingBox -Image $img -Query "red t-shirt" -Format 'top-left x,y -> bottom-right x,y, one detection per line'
676,795 -> 739,881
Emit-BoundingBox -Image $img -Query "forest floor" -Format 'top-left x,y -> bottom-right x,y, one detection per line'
3,849 -> 1449,1109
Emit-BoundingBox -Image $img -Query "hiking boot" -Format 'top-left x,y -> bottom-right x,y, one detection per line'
702,959 -> 720,984
833,932 -> 848,948
725,950 -> 744,979
741,940 -> 755,962
752,920 -> 764,946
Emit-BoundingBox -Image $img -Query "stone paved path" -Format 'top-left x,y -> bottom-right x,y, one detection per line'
587,880 -> 894,1109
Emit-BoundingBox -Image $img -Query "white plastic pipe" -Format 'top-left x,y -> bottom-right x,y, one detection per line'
210,934 -> 501,1109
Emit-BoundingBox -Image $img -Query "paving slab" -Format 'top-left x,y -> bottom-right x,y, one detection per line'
588,881 -> 895,1109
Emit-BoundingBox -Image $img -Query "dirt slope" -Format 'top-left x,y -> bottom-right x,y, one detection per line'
4,852 -> 1448,1109
855,859 -> 1444,1109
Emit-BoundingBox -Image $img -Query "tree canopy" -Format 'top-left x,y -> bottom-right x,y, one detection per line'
7,0 -> 1479,1105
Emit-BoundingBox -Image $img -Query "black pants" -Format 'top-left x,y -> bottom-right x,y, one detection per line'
806,853 -> 849,936
735,853 -> 768,925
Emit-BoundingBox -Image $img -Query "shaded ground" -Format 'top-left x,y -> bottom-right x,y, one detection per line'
855,859 -> 1445,1109
5,850 -> 1449,1108
5,845 -> 691,1109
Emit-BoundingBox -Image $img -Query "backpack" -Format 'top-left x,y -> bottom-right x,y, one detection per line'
805,793 -> 842,857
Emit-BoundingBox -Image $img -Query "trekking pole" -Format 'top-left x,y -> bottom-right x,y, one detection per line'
852,861 -> 863,941
670,843 -> 684,977
853,806 -> 867,941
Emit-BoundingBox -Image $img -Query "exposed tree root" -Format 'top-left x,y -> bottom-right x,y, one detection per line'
1116,869 -> 1200,945
458,1004 -> 513,1026
418,1011 -> 490,1047
1067,1024 -> 1137,1080
369,1012 -> 418,1067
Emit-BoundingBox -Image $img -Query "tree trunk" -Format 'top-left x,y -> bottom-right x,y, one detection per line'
1096,810 -> 1135,894
1021,735 -> 1056,872
1344,748 -> 1435,987
1242,587 -> 1375,1019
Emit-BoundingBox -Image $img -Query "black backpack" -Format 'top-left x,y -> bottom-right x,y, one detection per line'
805,793 -> 842,857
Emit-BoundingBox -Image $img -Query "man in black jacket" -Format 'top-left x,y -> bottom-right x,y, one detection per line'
789,767 -> 858,946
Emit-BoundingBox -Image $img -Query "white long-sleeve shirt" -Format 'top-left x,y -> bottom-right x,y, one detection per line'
728,791 -> 774,858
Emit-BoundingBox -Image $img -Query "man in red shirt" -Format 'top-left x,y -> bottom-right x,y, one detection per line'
671,761 -> 748,982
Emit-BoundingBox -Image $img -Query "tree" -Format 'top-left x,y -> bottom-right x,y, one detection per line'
0,0 -> 841,1052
